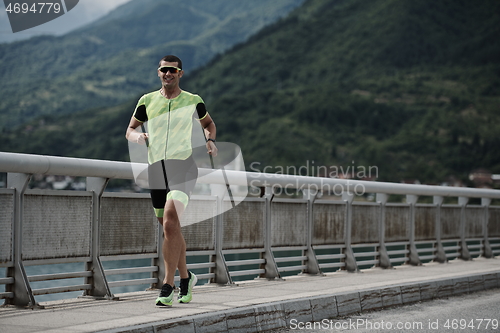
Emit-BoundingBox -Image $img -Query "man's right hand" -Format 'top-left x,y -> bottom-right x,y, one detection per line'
136,132 -> 149,145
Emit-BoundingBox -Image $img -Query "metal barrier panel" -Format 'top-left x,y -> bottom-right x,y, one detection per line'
271,200 -> 307,247
223,199 -> 264,250
312,201 -> 344,245
22,191 -> 92,260
415,205 -> 436,241
351,203 -> 379,244
465,206 -> 484,238
489,207 -> 500,237
183,198 -> 216,251
0,190 -> 14,264
441,206 -> 461,240
384,204 -> 409,242
100,195 -> 157,256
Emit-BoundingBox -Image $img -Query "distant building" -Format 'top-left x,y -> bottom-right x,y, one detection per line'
469,168 -> 493,189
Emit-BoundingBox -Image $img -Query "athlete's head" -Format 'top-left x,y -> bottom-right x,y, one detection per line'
158,55 -> 183,90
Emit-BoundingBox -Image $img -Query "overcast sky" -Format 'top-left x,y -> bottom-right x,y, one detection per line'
0,0 -> 133,44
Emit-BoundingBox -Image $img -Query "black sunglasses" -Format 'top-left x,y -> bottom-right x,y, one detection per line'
158,66 -> 182,74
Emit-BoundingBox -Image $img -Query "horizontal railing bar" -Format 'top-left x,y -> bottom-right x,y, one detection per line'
443,246 -> 461,251
23,257 -> 91,266
0,277 -> 14,284
29,271 -> 92,282
186,262 -> 216,270
272,246 -> 307,252
416,248 -> 436,253
312,245 -> 344,250
32,284 -> 92,295
385,242 -> 410,247
222,248 -> 264,255
0,152 -> 135,179
107,278 -> 157,288
104,266 -> 157,276
175,273 -> 214,281
316,254 -> 346,260
318,262 -> 345,269
445,252 -> 460,258
0,292 -> 14,299
187,250 -> 216,256
351,243 -> 378,248
2,152 -> 500,200
229,269 -> 265,277
277,265 -> 306,272
274,256 -> 307,263
386,249 -> 409,255
225,259 -> 266,267
353,251 -> 379,257
26,189 -> 92,197
0,262 -> 13,268
100,254 -> 157,261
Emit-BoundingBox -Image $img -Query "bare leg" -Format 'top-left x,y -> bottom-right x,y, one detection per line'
157,199 -> 189,286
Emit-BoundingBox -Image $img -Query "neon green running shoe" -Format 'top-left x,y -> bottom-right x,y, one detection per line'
178,271 -> 197,303
156,283 -> 174,307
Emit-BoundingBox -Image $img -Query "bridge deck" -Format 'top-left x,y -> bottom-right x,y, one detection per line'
1,258 -> 499,333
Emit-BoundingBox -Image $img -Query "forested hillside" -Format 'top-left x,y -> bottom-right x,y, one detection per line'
0,0 -> 304,127
2,0 -> 499,185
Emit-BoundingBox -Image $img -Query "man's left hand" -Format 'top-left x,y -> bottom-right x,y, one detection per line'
207,141 -> 218,157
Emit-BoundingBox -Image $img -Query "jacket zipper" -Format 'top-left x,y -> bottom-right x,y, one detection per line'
164,99 -> 171,160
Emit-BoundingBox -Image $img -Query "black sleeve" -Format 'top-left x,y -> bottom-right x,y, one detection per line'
134,104 -> 148,122
196,103 -> 208,120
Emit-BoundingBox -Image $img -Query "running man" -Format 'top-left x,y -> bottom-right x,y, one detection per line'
126,55 -> 217,306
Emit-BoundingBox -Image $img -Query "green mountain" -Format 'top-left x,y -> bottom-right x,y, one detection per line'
0,0 -> 304,128
2,0 -> 500,186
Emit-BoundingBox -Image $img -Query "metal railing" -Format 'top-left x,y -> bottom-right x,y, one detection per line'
0,151 -> 499,308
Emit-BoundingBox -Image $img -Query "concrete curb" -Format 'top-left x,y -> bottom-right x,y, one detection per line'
99,271 -> 500,333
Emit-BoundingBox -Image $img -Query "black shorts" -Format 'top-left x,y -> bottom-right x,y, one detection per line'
148,157 -> 198,213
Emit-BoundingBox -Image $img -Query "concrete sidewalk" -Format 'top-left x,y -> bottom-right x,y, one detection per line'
1,258 -> 499,333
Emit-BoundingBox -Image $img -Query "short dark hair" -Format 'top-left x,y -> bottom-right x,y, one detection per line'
158,55 -> 182,69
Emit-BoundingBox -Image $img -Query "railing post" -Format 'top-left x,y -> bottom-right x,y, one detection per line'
482,198 -> 493,258
5,173 -> 39,308
303,189 -> 321,275
84,177 -> 116,299
376,193 -> 392,269
262,187 -> 280,279
458,197 -> 471,261
342,192 -> 358,272
406,195 -> 421,266
433,196 -> 447,263
210,184 -> 231,284
152,222 -> 165,289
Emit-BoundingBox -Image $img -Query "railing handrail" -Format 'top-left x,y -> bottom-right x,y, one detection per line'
1,151 -> 500,199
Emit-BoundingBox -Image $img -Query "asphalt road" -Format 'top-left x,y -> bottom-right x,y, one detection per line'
279,288 -> 500,333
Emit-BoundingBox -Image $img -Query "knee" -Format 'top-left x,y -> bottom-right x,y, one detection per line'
163,209 -> 180,237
